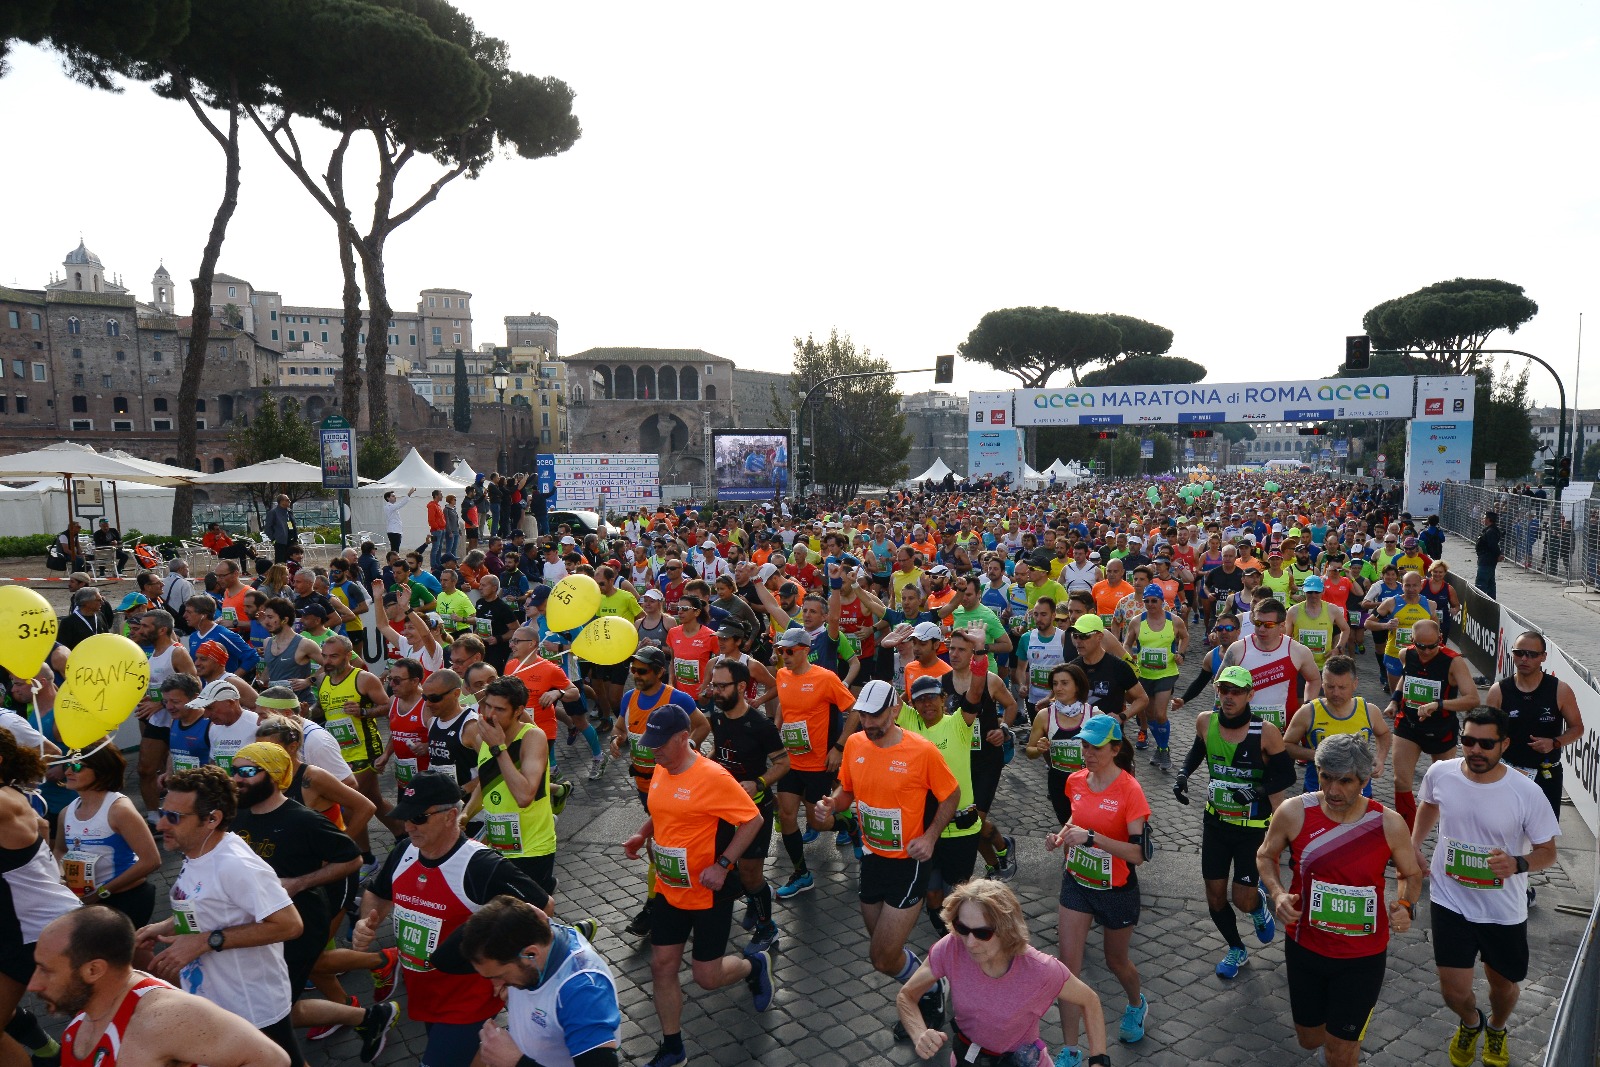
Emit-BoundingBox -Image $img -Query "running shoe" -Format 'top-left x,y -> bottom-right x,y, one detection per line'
566,726 -> 578,746
990,835 -> 1018,882
1215,946 -> 1248,979
920,978 -> 947,1028
801,827 -> 819,844
1483,1024 -> 1509,1067
1151,747 -> 1171,770
775,871 -> 814,899
749,920 -> 781,954
551,780 -> 573,815
643,1042 -> 688,1067
1449,1010 -> 1485,1067
370,947 -> 400,1003
1135,729 -> 1149,750
745,946 -> 775,1012
571,917 -> 600,942
356,1002 -> 399,1063
625,904 -> 652,938
1054,1048 -> 1084,1067
1526,885 -> 1536,908
588,757 -> 605,781
1251,885 -> 1276,944
308,995 -> 360,1040
1118,994 -> 1148,1043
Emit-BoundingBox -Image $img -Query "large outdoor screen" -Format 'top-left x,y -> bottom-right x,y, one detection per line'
713,431 -> 788,500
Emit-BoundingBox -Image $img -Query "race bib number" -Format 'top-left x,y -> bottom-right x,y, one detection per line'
394,756 -> 418,786
1395,626 -> 1413,647
221,607 -> 238,625
171,753 -> 201,774
1007,615 -> 1027,636
1139,648 -> 1168,671
674,660 -> 701,686
1308,879 -> 1378,936
172,898 -> 200,935
1443,838 -> 1503,889
1255,705 -> 1286,730
394,906 -> 443,971
629,733 -> 656,774
212,748 -> 236,775
1403,677 -> 1442,710
1209,779 -> 1251,820
326,716 -> 361,755
856,801 -> 904,855
1301,630 -> 1327,652
648,842 -> 691,889
1347,608 -> 1362,627
484,812 -> 522,853
62,850 -> 98,897
970,723 -> 981,752
1067,845 -> 1113,889
430,762 -> 458,787
475,617 -> 492,636
1049,737 -> 1084,773
779,720 -> 812,757
1029,666 -> 1052,690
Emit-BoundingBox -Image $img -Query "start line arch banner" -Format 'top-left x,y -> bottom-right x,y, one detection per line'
1014,375 -> 1417,426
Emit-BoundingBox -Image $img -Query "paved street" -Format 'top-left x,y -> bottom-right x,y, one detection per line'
41,626 -> 1592,1067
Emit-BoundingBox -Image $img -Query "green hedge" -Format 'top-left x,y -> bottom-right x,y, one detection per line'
0,534 -> 54,558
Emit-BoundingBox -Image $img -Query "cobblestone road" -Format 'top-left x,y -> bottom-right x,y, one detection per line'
43,639 -> 1597,1067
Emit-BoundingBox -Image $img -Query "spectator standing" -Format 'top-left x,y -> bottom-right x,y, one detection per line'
1474,511 -> 1502,599
263,495 -> 298,565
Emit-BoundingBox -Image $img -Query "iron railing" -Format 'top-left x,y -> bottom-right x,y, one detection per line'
1440,483 -> 1593,588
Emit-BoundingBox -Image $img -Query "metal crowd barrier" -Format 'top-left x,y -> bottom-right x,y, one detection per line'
1440,483 -> 1592,589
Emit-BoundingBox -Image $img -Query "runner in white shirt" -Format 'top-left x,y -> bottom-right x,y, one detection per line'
1411,705 -> 1560,1067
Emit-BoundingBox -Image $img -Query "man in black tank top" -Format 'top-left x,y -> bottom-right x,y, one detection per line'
1487,631 -> 1585,818
421,669 -> 481,791
943,628 -> 1020,881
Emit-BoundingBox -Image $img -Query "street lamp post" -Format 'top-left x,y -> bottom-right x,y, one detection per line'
492,363 -> 510,474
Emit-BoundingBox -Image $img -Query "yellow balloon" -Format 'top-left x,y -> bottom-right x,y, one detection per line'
0,585 -> 59,680
546,574 -> 602,632
54,634 -> 149,751
570,615 -> 640,666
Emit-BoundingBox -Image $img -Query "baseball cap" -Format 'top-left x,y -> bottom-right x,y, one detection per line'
560,535 -> 577,545
1216,665 -> 1255,690
529,584 -> 551,606
1079,715 -> 1122,747
774,628 -> 813,649
909,674 -> 945,701
702,539 -> 717,551
1142,584 -> 1165,601
640,705 -> 691,747
716,623 -> 747,640
115,592 -> 149,612
927,564 -> 950,577
389,771 -> 465,823
1072,614 -> 1105,636
1301,576 -> 1325,593
852,679 -> 898,716
911,621 -> 943,642
757,562 -> 778,581
186,679 -> 241,709
631,646 -> 669,669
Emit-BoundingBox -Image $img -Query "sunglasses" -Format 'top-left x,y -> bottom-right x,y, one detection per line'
1460,735 -> 1503,750
1215,625 -> 1237,632
230,765 -> 266,778
1216,685 -> 1249,695
1511,649 -> 1542,659
1412,643 -> 1440,652
951,919 -> 996,941
155,808 -> 198,824
422,692 -> 451,703
403,808 -> 454,825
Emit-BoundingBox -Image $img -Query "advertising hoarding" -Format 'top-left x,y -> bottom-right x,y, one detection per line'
967,391 -> 1024,480
1015,376 -> 1415,427
535,453 -> 660,510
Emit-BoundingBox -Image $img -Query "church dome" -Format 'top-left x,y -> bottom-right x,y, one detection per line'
64,240 -> 103,267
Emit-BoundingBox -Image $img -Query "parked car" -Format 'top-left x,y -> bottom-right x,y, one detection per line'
547,509 -> 617,540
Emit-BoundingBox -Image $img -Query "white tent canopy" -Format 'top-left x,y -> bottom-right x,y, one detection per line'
194,456 -> 327,485
0,479 -> 178,537
912,457 -> 962,484
380,449 -> 468,491
450,459 -> 478,484
1044,458 -> 1072,477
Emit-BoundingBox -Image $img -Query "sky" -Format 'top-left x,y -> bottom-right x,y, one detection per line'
3,2 -> 1598,409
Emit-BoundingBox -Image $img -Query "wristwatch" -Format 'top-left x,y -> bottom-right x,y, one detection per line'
207,929 -> 226,952
1084,830 -> 1097,849
715,856 -> 735,870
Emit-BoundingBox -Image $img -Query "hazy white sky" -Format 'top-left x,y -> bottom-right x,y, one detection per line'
4,3 -> 1597,408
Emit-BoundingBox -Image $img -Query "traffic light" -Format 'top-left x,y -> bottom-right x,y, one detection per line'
1187,430 -> 1214,439
1096,431 -> 1118,440
934,355 -> 955,384
1542,459 -> 1559,486
1345,335 -> 1370,371
1297,427 -> 1329,436
1558,455 -> 1572,488
795,463 -> 813,486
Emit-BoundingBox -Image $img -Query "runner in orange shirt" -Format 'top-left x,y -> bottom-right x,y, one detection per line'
816,680 -> 960,1039
665,595 -> 718,700
623,704 -> 775,1066
771,629 -> 860,900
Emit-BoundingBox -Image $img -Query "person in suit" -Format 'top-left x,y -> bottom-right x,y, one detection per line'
263,494 -> 298,564
58,586 -> 104,649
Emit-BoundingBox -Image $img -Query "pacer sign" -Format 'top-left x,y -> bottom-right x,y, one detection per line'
1015,376 -> 1414,427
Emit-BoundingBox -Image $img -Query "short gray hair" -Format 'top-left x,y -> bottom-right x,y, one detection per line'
1313,733 -> 1374,781
73,587 -> 101,608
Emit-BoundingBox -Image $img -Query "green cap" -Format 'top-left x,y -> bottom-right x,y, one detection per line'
1072,614 -> 1106,636
1216,665 -> 1255,689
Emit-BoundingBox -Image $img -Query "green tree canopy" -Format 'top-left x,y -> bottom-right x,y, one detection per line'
958,307 -> 1125,387
1362,278 -> 1538,374
1099,314 -> 1174,362
780,329 -> 910,498
1472,363 -> 1535,480
229,396 -> 321,518
1079,354 -> 1205,388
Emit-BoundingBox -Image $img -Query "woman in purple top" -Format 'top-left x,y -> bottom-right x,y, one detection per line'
897,879 -> 1109,1067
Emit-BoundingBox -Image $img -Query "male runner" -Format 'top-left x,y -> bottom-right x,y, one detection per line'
1219,597 -> 1320,734
944,626 -> 1019,880
1487,630 -> 1586,821
1283,655 -> 1391,796
1385,618 -> 1477,829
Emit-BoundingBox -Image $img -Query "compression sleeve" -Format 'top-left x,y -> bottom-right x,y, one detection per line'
1264,750 -> 1297,795
1180,732 -> 1208,778
1180,660 -> 1216,705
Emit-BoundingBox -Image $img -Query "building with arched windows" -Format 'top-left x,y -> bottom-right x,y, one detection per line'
561,348 -> 738,487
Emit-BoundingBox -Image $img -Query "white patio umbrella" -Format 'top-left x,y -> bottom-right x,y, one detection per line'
0,442 -> 195,533
193,456 -> 327,485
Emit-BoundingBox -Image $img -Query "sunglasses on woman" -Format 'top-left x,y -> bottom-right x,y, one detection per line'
951,919 -> 996,941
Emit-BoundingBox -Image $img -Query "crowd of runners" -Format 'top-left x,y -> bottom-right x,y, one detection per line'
0,471 -> 1585,1067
